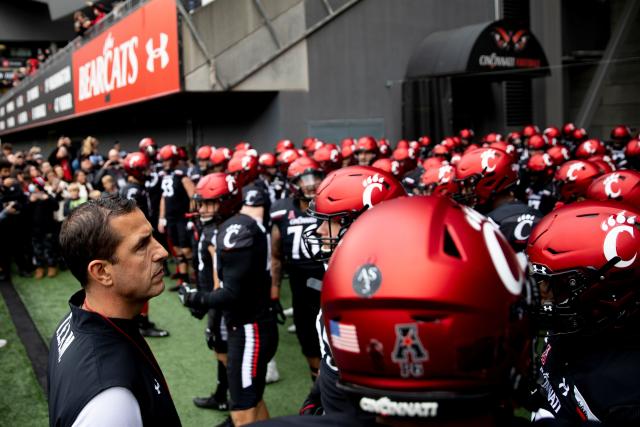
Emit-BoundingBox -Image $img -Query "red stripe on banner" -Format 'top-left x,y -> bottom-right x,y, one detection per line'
252,323 -> 260,378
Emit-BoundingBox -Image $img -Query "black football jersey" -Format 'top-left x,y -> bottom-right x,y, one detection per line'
120,182 -> 151,220
160,167 -> 191,221
196,221 -> 217,292
525,184 -> 556,215
215,213 -> 271,326
144,163 -> 163,225
487,201 -> 543,252
270,198 -> 324,272
531,334 -> 640,426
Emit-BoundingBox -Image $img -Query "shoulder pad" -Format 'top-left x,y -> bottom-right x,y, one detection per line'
217,218 -> 254,250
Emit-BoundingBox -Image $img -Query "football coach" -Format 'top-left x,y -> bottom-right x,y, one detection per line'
48,195 -> 181,427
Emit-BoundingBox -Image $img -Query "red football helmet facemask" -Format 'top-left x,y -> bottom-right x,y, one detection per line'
454,147 -> 518,209
304,166 -> 406,261
322,196 -> 529,416
194,172 -> 242,223
553,160 -> 601,202
527,201 -> 640,335
287,157 -> 324,201
586,170 -> 640,208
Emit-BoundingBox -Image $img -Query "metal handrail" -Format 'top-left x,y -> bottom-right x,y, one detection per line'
0,0 -> 150,105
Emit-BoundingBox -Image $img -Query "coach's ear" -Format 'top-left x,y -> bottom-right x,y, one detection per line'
87,259 -> 114,288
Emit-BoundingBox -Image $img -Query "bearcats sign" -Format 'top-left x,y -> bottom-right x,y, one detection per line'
72,0 -> 181,114
0,0 -> 180,135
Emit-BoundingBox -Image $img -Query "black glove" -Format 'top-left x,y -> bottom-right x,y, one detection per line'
205,327 -> 216,350
178,283 -> 207,319
299,391 -> 324,416
269,299 -> 286,325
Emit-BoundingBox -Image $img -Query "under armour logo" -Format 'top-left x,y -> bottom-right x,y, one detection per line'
530,264 -> 548,275
146,33 -> 169,73
543,304 -> 553,312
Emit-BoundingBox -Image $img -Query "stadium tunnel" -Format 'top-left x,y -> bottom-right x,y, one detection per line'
403,19 -> 550,141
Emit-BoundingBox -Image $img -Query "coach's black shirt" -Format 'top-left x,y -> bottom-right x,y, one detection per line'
48,291 -> 181,427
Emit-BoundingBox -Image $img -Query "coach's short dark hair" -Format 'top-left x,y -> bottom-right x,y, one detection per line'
60,195 -> 137,287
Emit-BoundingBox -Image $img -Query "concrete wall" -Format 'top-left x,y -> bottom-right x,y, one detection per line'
0,2 -> 74,42
273,0 -> 495,144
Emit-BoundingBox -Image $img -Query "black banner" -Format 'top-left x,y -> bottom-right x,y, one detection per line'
0,53 -> 74,135
467,20 -> 549,77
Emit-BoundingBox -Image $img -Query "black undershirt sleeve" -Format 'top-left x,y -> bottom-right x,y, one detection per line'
195,248 -> 253,309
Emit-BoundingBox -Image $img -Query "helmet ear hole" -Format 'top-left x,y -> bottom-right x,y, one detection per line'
443,227 -> 462,259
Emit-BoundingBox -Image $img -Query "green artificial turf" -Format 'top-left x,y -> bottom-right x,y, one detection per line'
0,289 -> 49,427
10,270 -> 312,427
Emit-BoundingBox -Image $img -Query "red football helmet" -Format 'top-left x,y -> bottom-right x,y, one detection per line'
572,128 -> 588,143
235,141 -> 252,151
625,139 -> 640,168
522,125 -> 540,139
287,157 -> 324,200
562,123 -> 576,140
431,144 -> 450,158
210,147 -> 233,169
575,139 -> 607,158
123,152 -> 150,181
138,137 -> 157,158
489,141 -> 516,157
259,152 -> 277,168
543,126 -> 561,141
483,133 -> 503,144
546,145 -> 571,166
506,132 -> 522,147
553,160 -> 601,202
303,137 -> 319,153
276,149 -> 301,174
441,137 -> 457,150
258,153 -> 277,177
391,147 -> 417,173
194,172 -> 242,223
586,170 -> 640,207
588,155 -> 616,174
313,144 -> 342,173
610,125 -> 632,143
372,158 -> 401,177
527,201 -> 640,334
418,135 -> 432,147
419,164 -> 458,196
322,196 -> 529,413
196,146 -> 213,161
526,153 -> 555,179
341,138 -> 355,149
396,140 -> 409,150
422,157 -> 446,171
526,134 -> 548,151
377,138 -> 391,158
355,136 -> 378,153
158,144 -> 179,162
226,154 -> 258,186
305,166 -> 406,260
459,128 -> 474,142
454,147 -> 518,208
275,139 -> 294,154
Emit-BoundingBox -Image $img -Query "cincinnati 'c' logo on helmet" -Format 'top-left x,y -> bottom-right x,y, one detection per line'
480,149 -> 498,173
603,173 -> 622,199
601,211 -> 638,268
566,162 -> 584,181
361,174 -> 386,208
